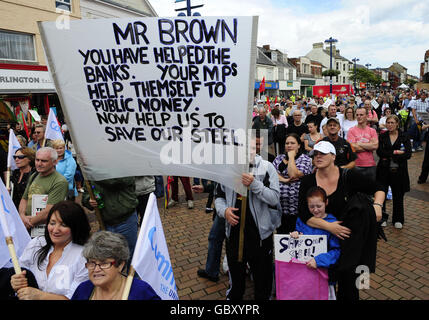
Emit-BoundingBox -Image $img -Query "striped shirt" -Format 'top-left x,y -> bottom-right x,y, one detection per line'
409,99 -> 429,121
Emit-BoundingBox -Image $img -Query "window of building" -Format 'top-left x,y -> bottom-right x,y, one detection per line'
278,67 -> 284,80
343,64 -> 345,71
343,76 -> 346,83
336,62 -> 339,70
336,76 -> 339,83
0,30 -> 36,61
56,0 -> 71,12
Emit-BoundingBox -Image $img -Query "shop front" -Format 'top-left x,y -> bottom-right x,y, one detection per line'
0,62 -> 59,148
300,79 -> 316,97
254,80 -> 279,98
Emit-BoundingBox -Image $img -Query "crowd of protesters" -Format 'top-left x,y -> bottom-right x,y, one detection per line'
0,86 -> 427,301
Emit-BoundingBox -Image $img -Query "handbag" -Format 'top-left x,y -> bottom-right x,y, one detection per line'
275,259 -> 329,300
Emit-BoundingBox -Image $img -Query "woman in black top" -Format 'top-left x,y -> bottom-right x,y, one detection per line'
10,147 -> 35,209
298,141 -> 385,301
376,115 -> 412,229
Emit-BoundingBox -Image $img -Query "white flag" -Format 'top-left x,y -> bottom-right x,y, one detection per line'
131,193 -> 178,300
7,130 -> 22,170
45,108 -> 64,141
0,178 -> 31,268
28,109 -> 41,122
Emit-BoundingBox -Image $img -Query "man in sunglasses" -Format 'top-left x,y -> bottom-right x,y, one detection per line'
31,124 -> 54,151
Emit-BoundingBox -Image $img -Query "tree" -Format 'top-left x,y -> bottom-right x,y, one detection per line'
348,68 -> 380,86
404,78 -> 418,87
322,69 -> 341,77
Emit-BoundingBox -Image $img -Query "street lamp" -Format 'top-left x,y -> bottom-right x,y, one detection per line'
175,0 -> 204,16
365,63 -> 371,69
352,57 -> 359,93
325,37 -> 338,96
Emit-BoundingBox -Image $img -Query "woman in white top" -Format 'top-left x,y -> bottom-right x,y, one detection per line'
341,107 -> 358,140
10,201 -> 90,300
378,107 -> 392,134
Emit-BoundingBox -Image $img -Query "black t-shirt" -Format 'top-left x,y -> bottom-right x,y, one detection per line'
287,123 -> 309,137
298,167 -> 384,224
305,114 -> 323,128
322,136 -> 357,167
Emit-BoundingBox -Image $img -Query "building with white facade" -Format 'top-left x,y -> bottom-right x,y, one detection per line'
80,0 -> 157,18
289,56 -> 326,97
306,42 -> 352,86
260,45 -> 299,97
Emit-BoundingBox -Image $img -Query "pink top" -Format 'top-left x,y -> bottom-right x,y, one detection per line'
271,115 -> 288,127
367,110 -> 378,125
347,125 -> 378,167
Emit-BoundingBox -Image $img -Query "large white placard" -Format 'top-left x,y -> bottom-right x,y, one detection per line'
39,17 -> 258,194
274,234 -> 327,263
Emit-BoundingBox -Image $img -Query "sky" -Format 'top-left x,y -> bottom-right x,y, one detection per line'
150,0 -> 429,77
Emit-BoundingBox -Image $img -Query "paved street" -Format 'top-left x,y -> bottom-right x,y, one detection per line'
84,144 -> 429,300
159,146 -> 429,300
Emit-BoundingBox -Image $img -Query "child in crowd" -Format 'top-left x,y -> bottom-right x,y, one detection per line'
290,186 -> 340,300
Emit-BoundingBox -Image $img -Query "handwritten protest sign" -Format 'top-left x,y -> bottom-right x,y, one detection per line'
322,98 -> 333,109
30,194 -> 48,238
39,17 -> 258,194
274,234 -> 327,263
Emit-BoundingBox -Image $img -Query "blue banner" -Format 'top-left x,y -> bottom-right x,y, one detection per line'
255,81 -> 279,90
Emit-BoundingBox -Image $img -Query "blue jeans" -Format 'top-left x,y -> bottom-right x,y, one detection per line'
407,122 -> 425,148
106,211 -> 138,262
205,215 -> 226,277
193,178 -> 208,187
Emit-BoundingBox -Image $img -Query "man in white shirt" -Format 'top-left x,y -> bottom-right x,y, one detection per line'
319,104 -> 342,134
408,91 -> 429,151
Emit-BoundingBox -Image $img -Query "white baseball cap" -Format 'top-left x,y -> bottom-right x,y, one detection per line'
310,141 -> 336,156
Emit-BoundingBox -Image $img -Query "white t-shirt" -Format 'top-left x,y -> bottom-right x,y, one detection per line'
341,119 -> 358,140
319,114 -> 343,134
19,237 -> 88,299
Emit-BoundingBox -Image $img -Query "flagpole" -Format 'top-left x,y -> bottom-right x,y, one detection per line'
84,180 -> 105,230
5,237 -> 22,274
0,203 -> 22,274
121,266 -> 135,300
238,193 -> 247,262
6,168 -> 11,192
238,16 -> 258,263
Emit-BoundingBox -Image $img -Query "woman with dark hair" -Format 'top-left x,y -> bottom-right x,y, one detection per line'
10,147 -> 36,209
303,120 -> 322,153
272,133 -> 313,233
376,115 -> 412,229
8,201 -> 90,300
378,107 -> 392,134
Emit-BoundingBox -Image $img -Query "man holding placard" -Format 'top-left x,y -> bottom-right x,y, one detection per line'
18,147 -> 68,236
215,133 -> 281,300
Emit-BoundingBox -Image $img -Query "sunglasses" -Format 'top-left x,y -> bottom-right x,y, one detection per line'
13,155 -> 27,160
312,151 -> 330,157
